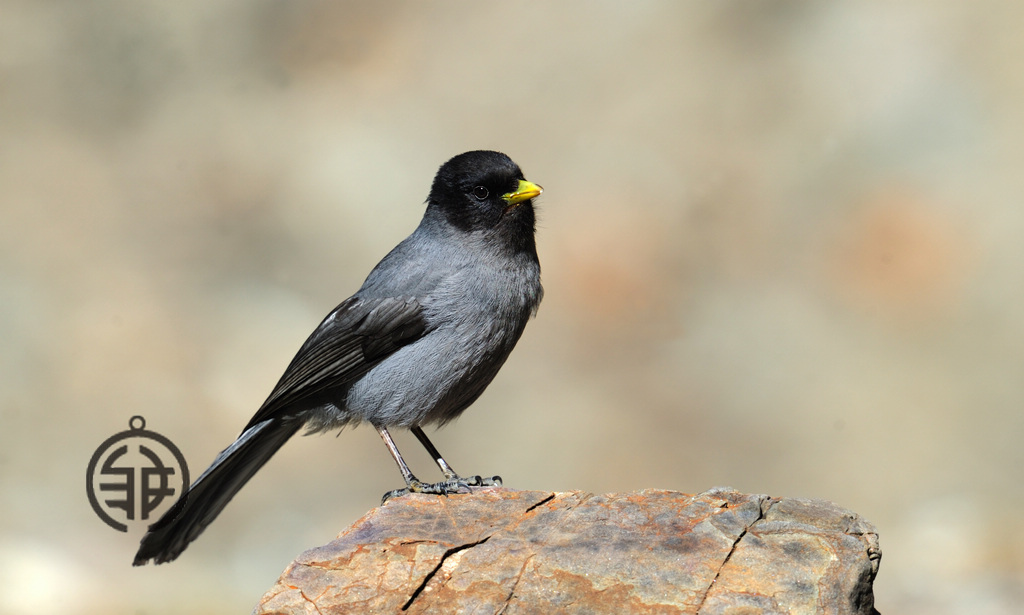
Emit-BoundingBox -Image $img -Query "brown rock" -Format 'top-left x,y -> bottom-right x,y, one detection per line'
254,487 -> 881,615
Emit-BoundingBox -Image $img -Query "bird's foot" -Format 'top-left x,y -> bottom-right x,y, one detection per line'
381,479 -> 461,505
459,474 -> 502,487
380,474 -> 502,505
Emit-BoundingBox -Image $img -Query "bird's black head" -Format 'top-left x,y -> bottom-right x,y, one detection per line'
426,151 -> 542,251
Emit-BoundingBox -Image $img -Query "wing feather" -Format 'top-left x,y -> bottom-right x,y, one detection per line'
243,296 -> 427,429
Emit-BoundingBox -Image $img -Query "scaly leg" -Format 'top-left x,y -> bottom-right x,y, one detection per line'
411,426 -> 502,489
376,425 -> 502,504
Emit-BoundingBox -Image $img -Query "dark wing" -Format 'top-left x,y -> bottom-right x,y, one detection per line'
243,295 -> 427,429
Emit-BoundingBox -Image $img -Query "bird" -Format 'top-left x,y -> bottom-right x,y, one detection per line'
133,150 -> 543,565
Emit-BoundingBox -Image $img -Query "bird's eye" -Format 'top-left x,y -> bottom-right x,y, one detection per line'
472,186 -> 489,200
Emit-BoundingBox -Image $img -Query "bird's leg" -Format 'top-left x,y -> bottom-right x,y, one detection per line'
411,426 -> 502,489
377,425 -> 418,484
376,425 -> 497,504
377,425 -> 503,504
376,425 -> 423,503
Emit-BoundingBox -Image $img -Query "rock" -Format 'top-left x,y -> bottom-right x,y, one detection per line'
254,487 -> 881,614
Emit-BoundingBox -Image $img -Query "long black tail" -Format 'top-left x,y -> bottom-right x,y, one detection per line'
133,418 -> 303,565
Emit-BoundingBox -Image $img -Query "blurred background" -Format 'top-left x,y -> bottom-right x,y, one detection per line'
2,1 -> 1023,613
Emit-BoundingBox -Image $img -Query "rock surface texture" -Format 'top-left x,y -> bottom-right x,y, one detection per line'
254,488 -> 881,614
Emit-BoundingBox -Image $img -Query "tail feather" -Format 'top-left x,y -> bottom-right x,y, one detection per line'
133,418 -> 302,565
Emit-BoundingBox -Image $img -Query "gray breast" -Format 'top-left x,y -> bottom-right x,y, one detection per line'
346,256 -> 540,428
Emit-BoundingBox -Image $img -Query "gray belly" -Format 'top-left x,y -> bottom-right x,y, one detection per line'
307,257 -> 541,433
342,310 -> 523,427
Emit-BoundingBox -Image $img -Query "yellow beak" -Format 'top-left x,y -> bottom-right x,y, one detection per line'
501,179 -> 543,207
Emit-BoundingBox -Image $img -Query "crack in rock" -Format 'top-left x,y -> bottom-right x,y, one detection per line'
524,493 -> 556,514
496,553 -> 535,615
297,587 -> 326,615
401,536 -> 492,611
695,496 -> 775,614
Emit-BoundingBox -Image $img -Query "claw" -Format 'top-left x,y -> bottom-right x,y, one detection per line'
381,488 -> 408,505
380,474 -> 502,505
458,475 -> 502,487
